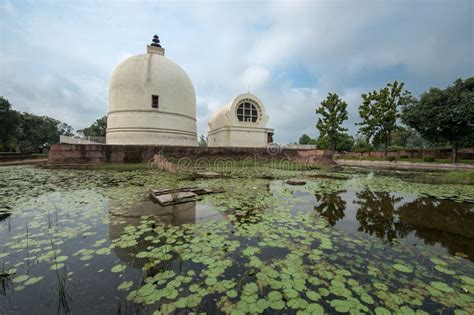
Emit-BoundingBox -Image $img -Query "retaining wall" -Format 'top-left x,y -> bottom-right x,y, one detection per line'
48,144 -> 334,165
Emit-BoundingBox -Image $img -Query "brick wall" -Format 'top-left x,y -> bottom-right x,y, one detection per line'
48,144 -> 334,165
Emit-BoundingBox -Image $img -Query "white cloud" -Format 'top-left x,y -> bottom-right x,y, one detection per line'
1,0 -> 472,144
1,0 -> 15,15
241,66 -> 270,92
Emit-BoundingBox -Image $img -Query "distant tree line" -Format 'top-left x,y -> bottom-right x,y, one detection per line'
300,77 -> 474,163
0,97 -> 73,152
78,116 -> 107,138
0,97 -> 111,152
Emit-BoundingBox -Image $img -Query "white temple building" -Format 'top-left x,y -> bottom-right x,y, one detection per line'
208,92 -> 274,147
106,35 -> 198,146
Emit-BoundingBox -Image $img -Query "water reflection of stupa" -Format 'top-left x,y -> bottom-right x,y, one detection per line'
108,199 -> 223,270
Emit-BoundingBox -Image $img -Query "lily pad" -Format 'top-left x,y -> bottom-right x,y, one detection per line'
393,263 -> 413,273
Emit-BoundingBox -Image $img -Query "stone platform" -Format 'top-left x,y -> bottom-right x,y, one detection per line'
47,144 -> 333,166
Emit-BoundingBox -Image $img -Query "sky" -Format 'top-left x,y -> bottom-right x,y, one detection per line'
1,0 -> 473,144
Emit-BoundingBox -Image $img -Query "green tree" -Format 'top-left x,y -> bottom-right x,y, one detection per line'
352,134 -> 374,153
15,113 -> 73,152
0,97 -> 19,151
316,133 -> 354,152
79,116 -> 107,138
198,134 -> 207,147
357,81 -> 411,159
402,78 -> 474,163
316,93 -> 348,151
390,127 -> 426,149
298,134 -> 317,145
0,97 -> 74,152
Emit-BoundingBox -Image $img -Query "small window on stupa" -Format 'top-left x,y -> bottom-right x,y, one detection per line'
152,95 -> 159,108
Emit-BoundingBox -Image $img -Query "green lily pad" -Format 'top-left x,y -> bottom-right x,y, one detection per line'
430,257 -> 447,266
118,281 -> 133,290
111,264 -> 126,273
268,291 -> 283,301
430,281 -> 454,293
227,289 -> 238,298
305,291 -> 321,301
459,276 -> 474,285
12,274 -> 29,283
205,277 -> 217,286
434,265 -> 455,275
393,263 -> 413,273
375,306 -> 392,315
24,276 -> 43,286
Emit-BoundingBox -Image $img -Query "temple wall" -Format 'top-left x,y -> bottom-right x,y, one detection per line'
47,143 -> 334,165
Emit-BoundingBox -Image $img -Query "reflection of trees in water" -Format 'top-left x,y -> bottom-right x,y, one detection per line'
314,191 -> 346,226
353,192 -> 474,261
398,198 -> 474,238
354,191 -> 411,242
0,211 -> 10,222
398,198 -> 474,261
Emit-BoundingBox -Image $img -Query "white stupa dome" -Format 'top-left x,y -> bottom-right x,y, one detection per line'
106,35 -> 197,146
207,92 -> 274,147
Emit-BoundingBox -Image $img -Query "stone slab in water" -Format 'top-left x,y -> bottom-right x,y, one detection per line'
149,187 -> 225,205
196,171 -> 221,178
286,179 -> 307,185
152,191 -> 198,206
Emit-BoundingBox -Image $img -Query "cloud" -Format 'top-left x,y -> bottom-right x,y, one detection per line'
241,66 -> 271,91
1,0 -> 472,143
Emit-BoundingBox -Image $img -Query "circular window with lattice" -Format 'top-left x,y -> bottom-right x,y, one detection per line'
236,99 -> 259,122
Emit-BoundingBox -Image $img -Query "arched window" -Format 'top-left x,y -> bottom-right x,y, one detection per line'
236,100 -> 259,122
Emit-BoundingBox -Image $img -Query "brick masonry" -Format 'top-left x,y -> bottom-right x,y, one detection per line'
48,144 -> 334,165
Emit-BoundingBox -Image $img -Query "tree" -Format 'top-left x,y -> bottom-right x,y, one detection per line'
402,78 -> 474,163
316,93 -> 348,151
79,116 -> 107,138
15,113 -> 73,152
357,81 -> 411,159
298,134 -> 317,145
390,127 -> 426,149
0,97 -> 74,152
316,133 -> 354,152
198,134 -> 207,147
352,134 -> 374,153
0,97 -> 19,151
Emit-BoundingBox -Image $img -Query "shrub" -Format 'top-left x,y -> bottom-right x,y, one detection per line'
387,156 -> 396,161
400,155 -> 409,159
388,145 -> 404,152
423,156 -> 435,162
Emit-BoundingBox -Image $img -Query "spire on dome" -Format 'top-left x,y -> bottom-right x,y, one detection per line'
151,35 -> 162,48
147,34 -> 165,55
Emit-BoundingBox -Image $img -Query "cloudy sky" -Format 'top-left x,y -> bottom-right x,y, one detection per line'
1,0 -> 473,143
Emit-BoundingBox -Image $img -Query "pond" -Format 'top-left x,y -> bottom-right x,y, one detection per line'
0,165 -> 473,314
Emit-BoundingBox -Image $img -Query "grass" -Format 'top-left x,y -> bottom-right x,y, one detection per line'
68,163 -> 151,171
412,171 -> 474,185
337,156 -> 474,165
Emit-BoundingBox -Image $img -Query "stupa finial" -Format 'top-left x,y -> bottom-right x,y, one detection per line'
151,35 -> 162,48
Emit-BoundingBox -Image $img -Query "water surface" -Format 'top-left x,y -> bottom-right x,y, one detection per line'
0,166 -> 473,314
